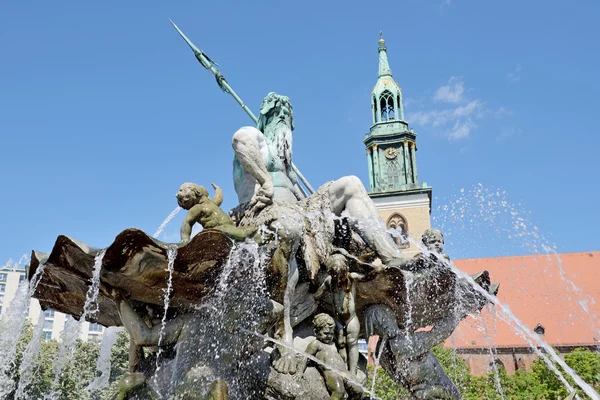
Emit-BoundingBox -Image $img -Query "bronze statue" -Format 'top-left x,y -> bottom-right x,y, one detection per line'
176,182 -> 257,242
365,304 -> 461,400
301,313 -> 347,400
315,249 -> 383,377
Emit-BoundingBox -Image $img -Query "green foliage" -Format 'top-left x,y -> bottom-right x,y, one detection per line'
366,364 -> 410,399
5,325 -> 130,400
369,345 -> 600,400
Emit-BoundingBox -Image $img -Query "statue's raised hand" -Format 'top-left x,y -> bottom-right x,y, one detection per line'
248,181 -> 274,214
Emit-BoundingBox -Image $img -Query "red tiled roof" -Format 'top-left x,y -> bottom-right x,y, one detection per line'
446,251 -> 600,349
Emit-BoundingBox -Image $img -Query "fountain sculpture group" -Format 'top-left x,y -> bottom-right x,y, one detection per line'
28,91 -> 499,399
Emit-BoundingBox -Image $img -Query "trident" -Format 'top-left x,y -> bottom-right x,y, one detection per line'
169,20 -> 315,195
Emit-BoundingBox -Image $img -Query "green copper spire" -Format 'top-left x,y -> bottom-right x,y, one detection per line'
364,33 -> 430,197
378,31 -> 392,77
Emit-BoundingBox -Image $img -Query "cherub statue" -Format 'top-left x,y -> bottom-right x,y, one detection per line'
176,182 -> 257,243
301,313 -> 347,400
409,228 -> 450,272
315,249 -> 383,377
421,228 -> 447,257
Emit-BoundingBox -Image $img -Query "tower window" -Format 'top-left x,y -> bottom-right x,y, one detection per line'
379,90 -> 395,121
386,213 -> 409,249
386,159 -> 401,190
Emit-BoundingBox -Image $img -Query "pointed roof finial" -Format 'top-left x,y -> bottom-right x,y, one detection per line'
379,31 -> 385,47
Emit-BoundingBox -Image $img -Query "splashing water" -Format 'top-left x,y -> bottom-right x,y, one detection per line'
404,272 -> 415,347
14,313 -> 46,400
153,206 -> 182,239
87,326 -> 121,392
161,240 -> 272,398
369,337 -> 387,399
0,262 -> 46,397
471,310 -> 506,399
240,328 -> 380,399
46,249 -> 106,399
157,246 -> 178,355
419,242 -> 600,399
433,184 -> 599,340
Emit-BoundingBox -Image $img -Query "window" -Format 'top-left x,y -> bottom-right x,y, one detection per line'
19,274 -> 26,282
0,295 -> 4,303
386,213 -> 409,249
88,334 -> 102,343
386,159 -> 401,190
88,323 -> 103,332
43,332 -> 52,340
43,320 -> 54,330
358,339 -> 368,354
43,310 -> 55,319
0,283 -> 5,293
379,90 -> 395,121
0,306 -> 2,315
0,273 -> 7,282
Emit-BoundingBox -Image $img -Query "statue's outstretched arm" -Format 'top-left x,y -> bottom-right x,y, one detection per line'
180,205 -> 203,242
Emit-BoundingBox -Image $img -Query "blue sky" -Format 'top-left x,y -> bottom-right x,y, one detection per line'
1,0 -> 599,264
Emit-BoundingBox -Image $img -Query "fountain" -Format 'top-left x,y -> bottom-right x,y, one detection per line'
8,22 -> 595,400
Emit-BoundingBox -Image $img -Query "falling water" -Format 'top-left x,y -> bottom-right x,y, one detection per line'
157,246 -> 177,351
404,272 -> 415,347
440,253 -> 599,399
14,313 -> 45,400
433,184 -> 600,340
153,245 -> 178,398
0,262 -> 46,397
240,328 -> 379,398
369,337 -> 387,399
471,310 -> 506,398
87,326 -> 121,392
46,249 -> 106,399
153,206 -> 182,239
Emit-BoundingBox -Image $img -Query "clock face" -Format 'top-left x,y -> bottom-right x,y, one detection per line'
385,147 -> 398,159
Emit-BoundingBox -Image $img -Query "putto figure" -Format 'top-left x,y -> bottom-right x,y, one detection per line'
410,228 -> 450,272
176,182 -> 257,242
301,313 -> 347,400
315,250 -> 382,377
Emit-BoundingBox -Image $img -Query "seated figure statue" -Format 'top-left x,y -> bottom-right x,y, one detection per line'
364,304 -> 461,400
176,182 -> 257,243
231,92 -> 410,374
300,313 -> 347,400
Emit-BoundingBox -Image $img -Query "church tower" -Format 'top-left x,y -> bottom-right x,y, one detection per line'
364,33 -> 432,255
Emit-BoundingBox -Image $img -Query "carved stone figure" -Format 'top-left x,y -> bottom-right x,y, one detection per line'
364,304 -> 461,399
301,313 -> 347,400
177,182 -> 257,242
408,228 -> 450,272
421,228 -> 446,255
231,92 -> 411,375
315,249 -> 383,376
231,93 -> 410,269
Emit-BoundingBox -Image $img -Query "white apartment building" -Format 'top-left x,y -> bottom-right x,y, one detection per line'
0,264 -> 105,343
